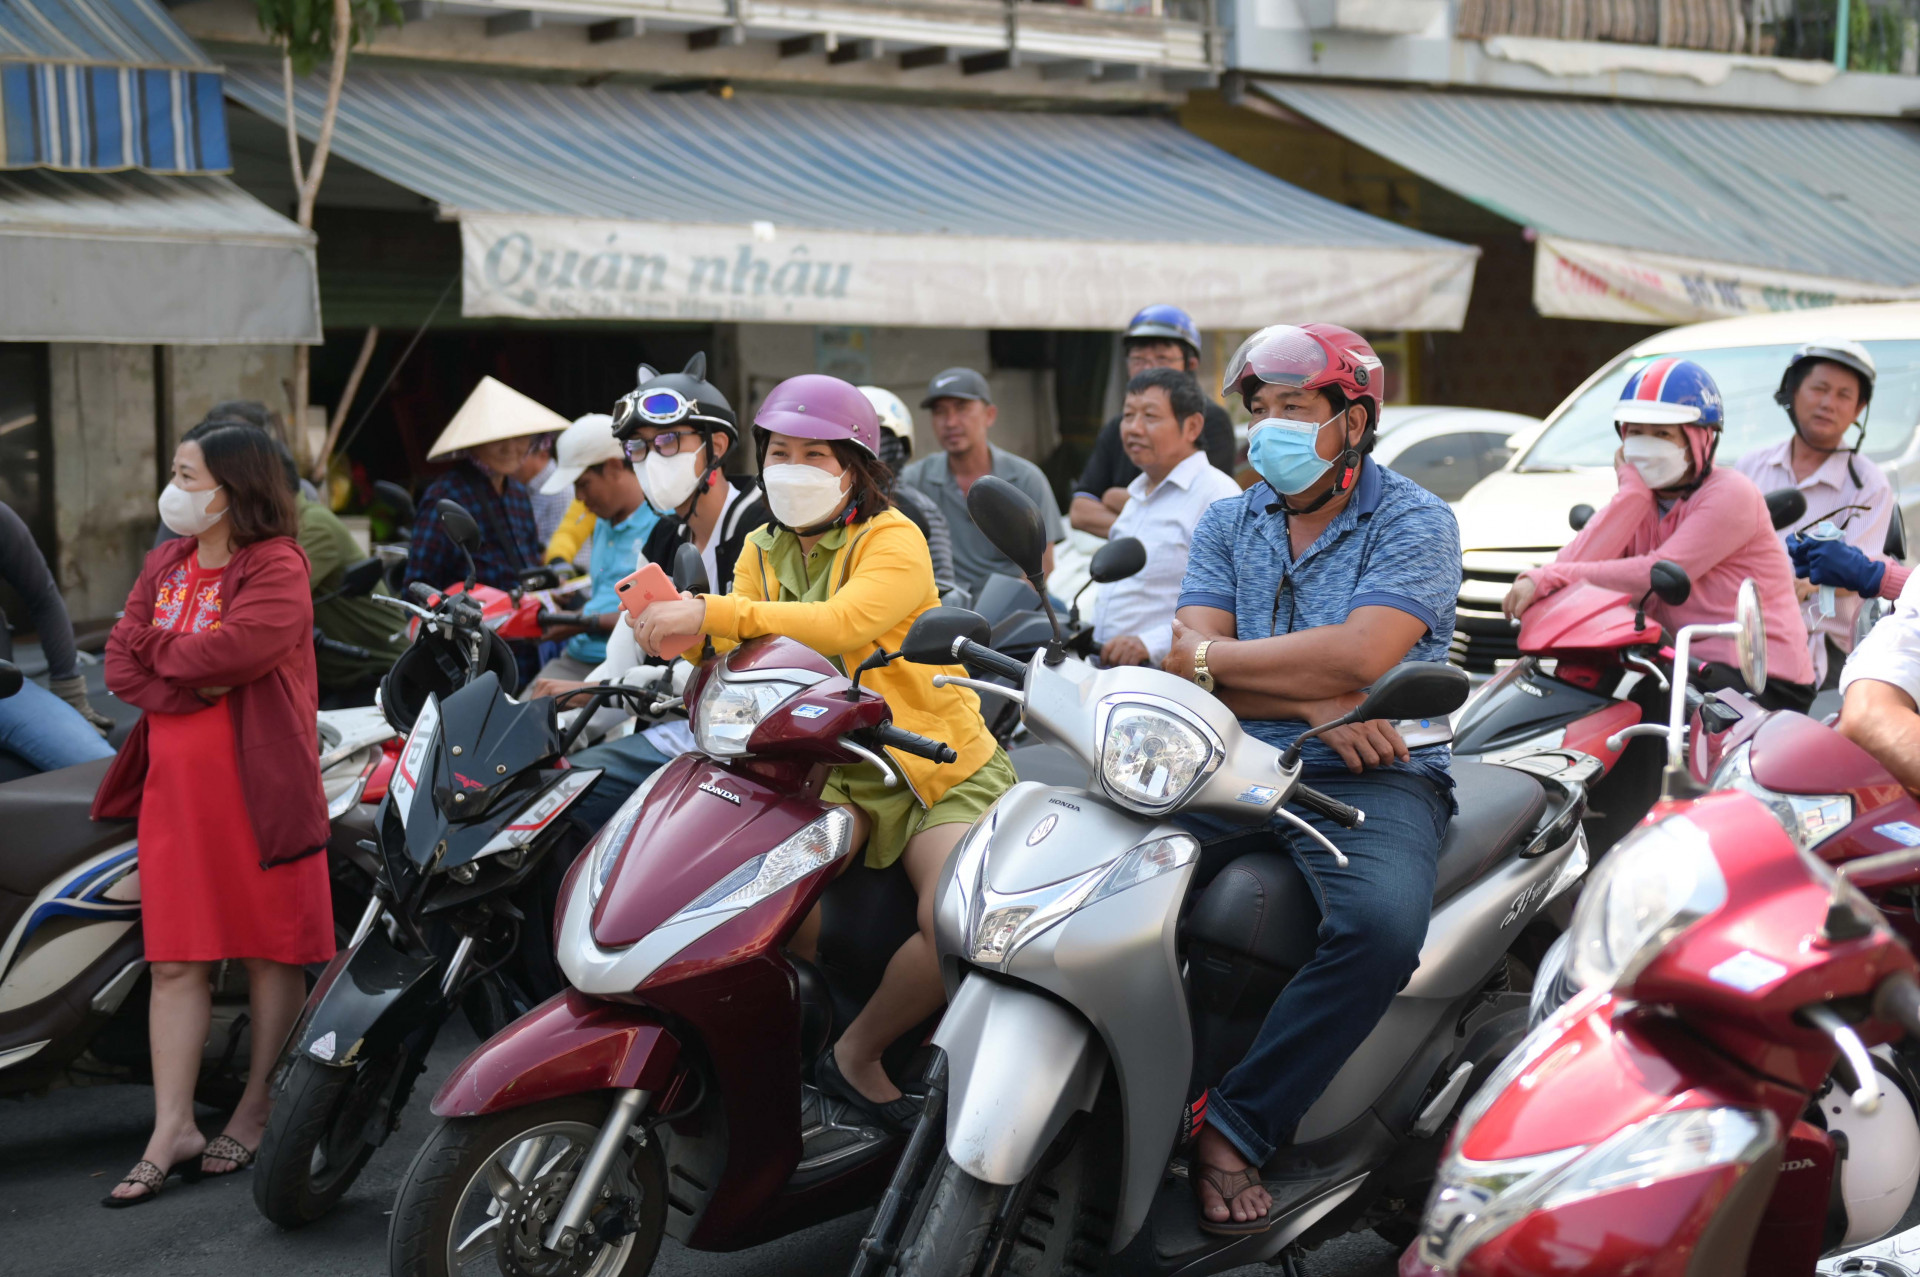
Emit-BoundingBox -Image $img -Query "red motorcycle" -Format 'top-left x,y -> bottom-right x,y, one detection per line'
385,631 -> 959,1277
1406,700 -> 1920,1275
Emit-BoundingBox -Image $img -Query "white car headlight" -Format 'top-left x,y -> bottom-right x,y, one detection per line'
586,764 -> 671,909
1711,742 -> 1852,854
1419,1107 -> 1776,1274
665,807 -> 853,925
474,768 -> 601,858
388,695 -> 440,830
1097,699 -> 1221,814
693,676 -> 804,758
1563,814 -> 1726,992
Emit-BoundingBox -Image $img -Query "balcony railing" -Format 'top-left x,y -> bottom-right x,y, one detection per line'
1457,0 -> 1918,66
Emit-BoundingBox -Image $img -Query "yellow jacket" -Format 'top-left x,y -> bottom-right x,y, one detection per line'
702,508 -> 997,805
545,500 -> 595,565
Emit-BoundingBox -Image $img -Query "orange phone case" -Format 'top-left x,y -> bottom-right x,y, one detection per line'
615,562 -> 700,659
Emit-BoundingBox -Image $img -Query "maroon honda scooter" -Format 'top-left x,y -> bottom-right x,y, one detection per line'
385,625 -> 960,1277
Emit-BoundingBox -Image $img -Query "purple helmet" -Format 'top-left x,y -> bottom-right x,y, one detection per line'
754,374 -> 881,457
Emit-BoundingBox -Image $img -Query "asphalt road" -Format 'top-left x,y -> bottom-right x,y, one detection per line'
0,1019 -> 1404,1277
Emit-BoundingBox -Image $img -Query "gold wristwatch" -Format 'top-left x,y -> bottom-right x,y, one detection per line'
1192,640 -> 1216,692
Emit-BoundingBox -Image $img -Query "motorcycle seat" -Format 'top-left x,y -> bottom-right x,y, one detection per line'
0,758 -> 135,898
1433,762 -> 1548,905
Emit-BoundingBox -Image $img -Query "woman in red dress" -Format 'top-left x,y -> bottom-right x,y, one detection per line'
92,426 -> 334,1205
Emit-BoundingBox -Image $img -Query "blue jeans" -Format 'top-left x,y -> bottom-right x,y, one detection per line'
0,679 -> 116,772
567,732 -> 673,837
1182,769 -> 1449,1165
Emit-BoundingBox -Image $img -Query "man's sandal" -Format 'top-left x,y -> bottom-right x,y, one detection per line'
1193,1163 -> 1280,1236
101,1157 -> 204,1208
199,1134 -> 255,1178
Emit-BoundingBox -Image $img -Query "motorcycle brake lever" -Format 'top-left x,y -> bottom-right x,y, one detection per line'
1273,805 -> 1349,868
1803,1005 -> 1882,1115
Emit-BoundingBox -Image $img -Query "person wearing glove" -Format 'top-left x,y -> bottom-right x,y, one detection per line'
0,499 -> 117,771
1790,532 -> 1907,601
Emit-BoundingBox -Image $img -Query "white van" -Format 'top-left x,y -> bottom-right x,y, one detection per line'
1451,303 -> 1920,674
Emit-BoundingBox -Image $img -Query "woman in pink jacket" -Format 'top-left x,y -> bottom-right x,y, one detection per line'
1504,356 -> 1815,711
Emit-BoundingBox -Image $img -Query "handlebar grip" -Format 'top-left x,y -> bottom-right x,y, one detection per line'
955,638 -> 1028,683
1293,784 -> 1366,830
872,724 -> 959,765
406,582 -> 437,606
1875,971 -> 1920,1040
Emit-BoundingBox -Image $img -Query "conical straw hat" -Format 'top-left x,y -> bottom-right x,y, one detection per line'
427,376 -> 571,460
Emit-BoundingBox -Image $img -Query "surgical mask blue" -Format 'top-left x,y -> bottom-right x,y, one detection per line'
1247,416 -> 1337,495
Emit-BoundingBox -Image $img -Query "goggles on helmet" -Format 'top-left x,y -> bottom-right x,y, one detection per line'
1223,325 -> 1330,398
614,385 -> 701,430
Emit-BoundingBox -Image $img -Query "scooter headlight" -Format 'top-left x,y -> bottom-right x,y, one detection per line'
1419,1106 -> 1776,1274
585,765 -> 670,910
1096,699 -> 1222,815
665,807 -> 853,924
1710,742 -> 1852,854
1563,814 -> 1726,992
693,676 -> 805,758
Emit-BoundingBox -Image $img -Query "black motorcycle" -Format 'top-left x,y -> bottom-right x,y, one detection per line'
251,502 -> 654,1227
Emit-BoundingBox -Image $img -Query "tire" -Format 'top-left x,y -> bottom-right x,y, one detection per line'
255,1047 -> 421,1227
388,1094 -> 666,1277
897,1122 -> 1113,1277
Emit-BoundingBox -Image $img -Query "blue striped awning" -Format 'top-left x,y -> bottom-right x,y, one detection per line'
0,0 -> 228,173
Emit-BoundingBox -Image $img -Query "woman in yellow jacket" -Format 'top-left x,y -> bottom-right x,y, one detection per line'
634,374 -> 1012,1127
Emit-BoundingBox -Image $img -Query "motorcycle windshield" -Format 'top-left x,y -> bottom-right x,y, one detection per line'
403,673 -> 558,866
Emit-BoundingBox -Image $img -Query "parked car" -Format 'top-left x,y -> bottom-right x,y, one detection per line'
1450,303 -> 1920,674
1372,405 -> 1536,502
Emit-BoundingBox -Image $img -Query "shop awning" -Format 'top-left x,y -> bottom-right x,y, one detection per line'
224,64 -> 1478,332
0,0 -> 229,173
0,167 -> 318,342
1260,81 -> 1920,325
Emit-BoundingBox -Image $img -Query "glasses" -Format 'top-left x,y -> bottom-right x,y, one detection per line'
625,428 -> 703,458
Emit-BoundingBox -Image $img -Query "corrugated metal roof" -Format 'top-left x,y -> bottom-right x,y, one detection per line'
0,0 -> 212,68
1262,81 -> 1920,289
223,63 -> 1465,251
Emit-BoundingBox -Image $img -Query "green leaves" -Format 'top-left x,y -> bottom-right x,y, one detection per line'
253,0 -> 404,75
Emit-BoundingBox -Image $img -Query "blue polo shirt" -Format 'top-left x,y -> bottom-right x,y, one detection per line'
565,503 -> 661,664
1177,458 -> 1461,793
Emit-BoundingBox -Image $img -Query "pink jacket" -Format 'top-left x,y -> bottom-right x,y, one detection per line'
1522,461 -> 1815,686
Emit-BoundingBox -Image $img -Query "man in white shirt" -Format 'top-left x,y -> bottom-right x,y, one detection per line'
1732,339 -> 1887,686
1093,368 -> 1244,666
1838,569 -> 1920,792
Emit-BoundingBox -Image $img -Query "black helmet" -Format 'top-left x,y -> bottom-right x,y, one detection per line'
611,352 -> 737,444
379,629 -> 519,733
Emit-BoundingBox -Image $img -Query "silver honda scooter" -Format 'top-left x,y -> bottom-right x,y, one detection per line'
854,479 -> 1594,1277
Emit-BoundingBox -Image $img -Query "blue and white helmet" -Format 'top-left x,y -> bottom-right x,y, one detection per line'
1615,357 -> 1724,430
1124,304 -> 1202,357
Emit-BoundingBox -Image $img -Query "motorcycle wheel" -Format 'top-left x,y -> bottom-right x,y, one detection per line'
895,1123 -> 1112,1277
388,1094 -> 665,1277
255,1046 -> 422,1227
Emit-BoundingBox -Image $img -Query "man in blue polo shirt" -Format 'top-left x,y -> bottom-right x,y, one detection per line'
1165,324 -> 1461,1236
527,413 -> 660,692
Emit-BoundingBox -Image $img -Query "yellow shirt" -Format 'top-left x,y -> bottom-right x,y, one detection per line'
544,500 -> 595,565
702,508 -> 997,805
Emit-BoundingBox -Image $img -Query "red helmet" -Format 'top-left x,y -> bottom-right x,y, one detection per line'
1223,323 -> 1385,434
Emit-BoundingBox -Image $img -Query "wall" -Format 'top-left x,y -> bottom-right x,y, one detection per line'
162,345 -> 299,451
734,324 -> 1059,467
48,344 -> 159,625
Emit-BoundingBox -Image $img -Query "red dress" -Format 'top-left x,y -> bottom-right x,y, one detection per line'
138,557 -> 335,964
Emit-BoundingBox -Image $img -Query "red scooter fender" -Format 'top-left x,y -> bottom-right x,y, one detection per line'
431,988 -> 681,1118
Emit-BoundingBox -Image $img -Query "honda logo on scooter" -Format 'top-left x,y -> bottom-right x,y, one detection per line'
699,781 -> 742,804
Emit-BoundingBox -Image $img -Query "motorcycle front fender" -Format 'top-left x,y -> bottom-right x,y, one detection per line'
294,926 -> 442,1069
432,989 -> 680,1118
934,974 -> 1106,1187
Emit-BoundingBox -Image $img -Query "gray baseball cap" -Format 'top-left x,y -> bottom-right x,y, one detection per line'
921,367 -> 993,408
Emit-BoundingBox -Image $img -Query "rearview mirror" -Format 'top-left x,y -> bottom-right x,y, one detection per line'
1888,508 -> 1908,562
1089,537 -> 1147,585
339,556 -> 385,598
436,500 -> 481,551
1568,504 -> 1594,533
966,477 -> 1047,582
1649,560 -> 1692,607
1735,578 -> 1767,694
671,543 -> 710,595
0,660 -> 21,699
1857,596 -> 1894,649
372,479 -> 417,527
900,608 -> 991,666
1765,488 -> 1808,533
1348,662 -> 1471,725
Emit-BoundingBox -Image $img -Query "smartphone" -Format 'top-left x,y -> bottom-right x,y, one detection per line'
615,562 -> 700,659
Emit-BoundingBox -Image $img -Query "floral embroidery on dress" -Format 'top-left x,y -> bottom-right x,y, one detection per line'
151,563 -> 223,633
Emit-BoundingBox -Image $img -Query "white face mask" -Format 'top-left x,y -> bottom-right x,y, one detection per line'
1621,434 -> 1689,490
157,482 -> 225,537
642,449 -> 704,514
763,464 -> 850,530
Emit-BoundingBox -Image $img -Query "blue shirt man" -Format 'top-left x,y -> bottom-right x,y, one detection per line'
1167,324 -> 1462,1236
565,505 -> 659,664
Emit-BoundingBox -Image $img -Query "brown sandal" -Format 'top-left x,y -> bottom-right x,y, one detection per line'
102,1156 -> 203,1208
199,1134 -> 255,1177
1193,1162 -> 1279,1236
